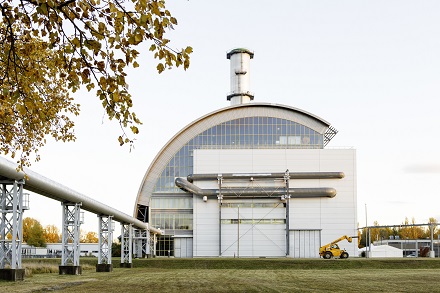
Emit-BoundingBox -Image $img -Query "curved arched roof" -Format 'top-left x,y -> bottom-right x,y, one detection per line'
134,103 -> 334,210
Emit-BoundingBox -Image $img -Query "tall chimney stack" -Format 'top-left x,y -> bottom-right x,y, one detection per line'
226,48 -> 254,105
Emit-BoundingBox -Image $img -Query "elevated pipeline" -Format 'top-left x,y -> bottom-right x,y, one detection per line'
175,177 -> 337,198
0,157 -> 159,233
187,171 -> 344,182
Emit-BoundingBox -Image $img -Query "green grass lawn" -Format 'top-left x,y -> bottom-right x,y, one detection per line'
1,258 -> 440,292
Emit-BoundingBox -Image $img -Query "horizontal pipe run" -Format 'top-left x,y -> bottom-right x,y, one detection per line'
175,177 -> 336,198
187,172 -> 344,182
0,157 -> 160,233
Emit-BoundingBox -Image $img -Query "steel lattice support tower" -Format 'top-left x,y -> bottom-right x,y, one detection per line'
120,223 -> 133,267
133,229 -> 149,258
98,215 -> 113,265
61,202 -> 82,267
0,180 -> 25,270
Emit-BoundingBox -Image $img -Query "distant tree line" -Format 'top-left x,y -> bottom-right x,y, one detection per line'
359,217 -> 438,248
13,217 -> 101,247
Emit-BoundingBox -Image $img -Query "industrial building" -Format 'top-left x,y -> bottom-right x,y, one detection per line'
134,48 -> 357,258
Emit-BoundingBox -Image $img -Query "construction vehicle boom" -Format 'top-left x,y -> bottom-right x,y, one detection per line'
319,235 -> 353,259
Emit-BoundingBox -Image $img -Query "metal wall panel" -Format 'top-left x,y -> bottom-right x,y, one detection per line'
193,196 -> 219,257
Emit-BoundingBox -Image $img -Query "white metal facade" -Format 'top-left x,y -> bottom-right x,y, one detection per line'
191,149 -> 357,258
134,103 -> 357,258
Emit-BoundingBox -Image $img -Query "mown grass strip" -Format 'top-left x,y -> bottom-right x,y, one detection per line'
22,257 -> 440,270
1,258 -> 437,293
129,257 -> 440,270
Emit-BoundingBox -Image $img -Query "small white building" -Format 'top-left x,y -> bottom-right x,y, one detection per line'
22,243 -> 100,258
361,244 -> 403,258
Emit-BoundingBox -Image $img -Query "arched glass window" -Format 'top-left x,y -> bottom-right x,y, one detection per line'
153,117 -> 323,193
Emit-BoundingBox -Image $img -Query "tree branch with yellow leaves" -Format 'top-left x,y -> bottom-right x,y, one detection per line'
0,0 -> 192,170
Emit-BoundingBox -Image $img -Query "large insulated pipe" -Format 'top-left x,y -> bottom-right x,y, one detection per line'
226,48 -> 254,105
187,172 -> 345,183
175,177 -> 336,198
0,157 -> 160,233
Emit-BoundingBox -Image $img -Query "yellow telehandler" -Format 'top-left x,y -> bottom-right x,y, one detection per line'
319,235 -> 353,259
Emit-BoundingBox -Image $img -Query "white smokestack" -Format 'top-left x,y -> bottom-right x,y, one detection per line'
226,48 -> 254,105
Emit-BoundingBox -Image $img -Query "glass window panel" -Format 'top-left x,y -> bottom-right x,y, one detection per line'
240,124 -> 245,136
289,123 -> 294,135
254,134 -> 259,145
259,135 -> 264,146
302,135 -> 310,145
239,132 -> 245,145
156,177 -> 162,191
281,124 -> 287,135
253,123 -> 258,135
211,134 -> 217,145
289,136 -> 301,145
245,135 -> 252,147
244,123 -> 249,135
280,136 -> 287,145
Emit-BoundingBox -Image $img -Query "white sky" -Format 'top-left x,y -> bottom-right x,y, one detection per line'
11,0 -> 440,233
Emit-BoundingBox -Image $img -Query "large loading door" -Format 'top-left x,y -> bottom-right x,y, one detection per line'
290,229 -> 321,258
220,202 -> 286,257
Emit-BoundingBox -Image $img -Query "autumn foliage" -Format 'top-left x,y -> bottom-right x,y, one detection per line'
43,224 -> 61,243
81,230 -> 99,243
23,217 -> 46,247
0,0 -> 192,169
359,217 -> 438,247
20,218 -> 100,245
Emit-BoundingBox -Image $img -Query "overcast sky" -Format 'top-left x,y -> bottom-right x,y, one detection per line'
10,0 -> 440,233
